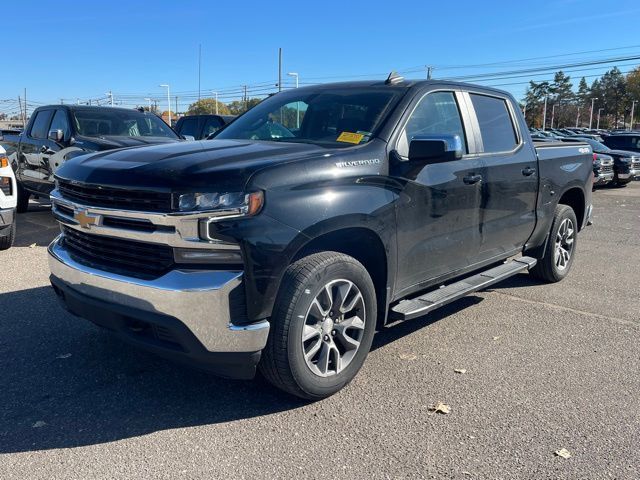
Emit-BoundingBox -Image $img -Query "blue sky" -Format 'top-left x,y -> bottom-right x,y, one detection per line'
3,0 -> 640,115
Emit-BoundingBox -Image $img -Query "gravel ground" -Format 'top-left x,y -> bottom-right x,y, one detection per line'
0,183 -> 638,479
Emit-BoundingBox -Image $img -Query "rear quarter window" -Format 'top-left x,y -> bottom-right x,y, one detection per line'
470,94 -> 518,153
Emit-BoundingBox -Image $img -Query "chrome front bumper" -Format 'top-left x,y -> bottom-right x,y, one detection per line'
48,235 -> 269,353
617,169 -> 640,180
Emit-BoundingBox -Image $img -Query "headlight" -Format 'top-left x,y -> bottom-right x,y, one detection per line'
177,191 -> 264,218
621,157 -> 632,163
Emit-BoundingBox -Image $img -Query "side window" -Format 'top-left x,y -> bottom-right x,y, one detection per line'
29,110 -> 54,139
202,117 -> 223,138
178,117 -> 199,137
49,110 -> 70,139
470,94 -> 518,153
397,91 -> 467,158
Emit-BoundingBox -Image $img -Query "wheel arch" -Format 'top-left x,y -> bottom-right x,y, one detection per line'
557,186 -> 585,231
292,226 -> 391,329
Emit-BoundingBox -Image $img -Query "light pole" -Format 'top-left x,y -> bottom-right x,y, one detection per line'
287,72 -> 300,129
106,91 -> 114,106
630,100 -> 637,131
589,97 -> 598,129
551,102 -> 559,128
542,96 -> 548,130
159,84 -> 171,126
144,98 -> 152,111
576,106 -> 581,128
211,91 -> 218,114
597,108 -> 604,130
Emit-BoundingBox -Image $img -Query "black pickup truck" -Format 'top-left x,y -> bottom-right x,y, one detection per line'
0,105 -> 181,212
47,77 -> 593,399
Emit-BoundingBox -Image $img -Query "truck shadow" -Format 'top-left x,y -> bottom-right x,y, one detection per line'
0,285 -> 480,453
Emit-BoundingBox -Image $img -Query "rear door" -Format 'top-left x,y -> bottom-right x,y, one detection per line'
392,89 -> 484,293
18,109 -> 54,193
464,91 -> 537,261
202,116 -> 224,139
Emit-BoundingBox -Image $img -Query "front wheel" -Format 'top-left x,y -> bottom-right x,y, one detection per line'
259,252 -> 377,400
530,204 -> 578,283
0,221 -> 16,250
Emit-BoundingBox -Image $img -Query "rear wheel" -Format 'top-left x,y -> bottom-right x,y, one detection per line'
259,252 -> 377,400
0,221 -> 16,250
530,204 -> 578,283
16,182 -> 30,213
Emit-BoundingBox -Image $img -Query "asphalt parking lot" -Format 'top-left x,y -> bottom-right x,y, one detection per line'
0,184 -> 639,479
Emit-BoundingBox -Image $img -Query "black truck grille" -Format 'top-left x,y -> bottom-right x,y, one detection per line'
57,179 -> 173,212
62,226 -> 174,279
601,164 -> 613,174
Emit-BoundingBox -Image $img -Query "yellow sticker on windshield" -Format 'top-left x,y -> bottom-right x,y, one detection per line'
337,132 -> 365,144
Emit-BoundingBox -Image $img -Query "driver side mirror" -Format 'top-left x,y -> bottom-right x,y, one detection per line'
48,129 -> 65,143
408,135 -> 463,163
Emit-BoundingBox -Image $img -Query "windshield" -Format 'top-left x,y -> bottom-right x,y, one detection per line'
215,87 -> 403,146
72,109 -> 177,139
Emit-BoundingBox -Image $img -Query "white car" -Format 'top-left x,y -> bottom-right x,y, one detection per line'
0,145 -> 17,249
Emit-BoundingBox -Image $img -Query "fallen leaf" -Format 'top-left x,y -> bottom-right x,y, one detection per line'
454,368 -> 467,374
29,243 -> 37,248
492,336 -> 501,341
428,402 -> 451,415
399,353 -> 417,361
555,448 -> 571,459
56,353 -> 72,359
32,421 -> 47,428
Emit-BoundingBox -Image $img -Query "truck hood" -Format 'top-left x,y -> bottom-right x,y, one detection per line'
55,139 -> 332,191
74,135 -> 180,149
603,149 -> 639,159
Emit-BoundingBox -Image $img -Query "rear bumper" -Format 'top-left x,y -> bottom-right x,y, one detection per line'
48,235 -> 270,379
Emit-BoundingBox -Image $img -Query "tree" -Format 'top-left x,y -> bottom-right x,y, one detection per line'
576,77 -> 590,105
522,80 -> 551,128
187,98 -> 230,115
227,98 -> 262,115
627,67 -> 640,128
549,71 -> 574,127
599,67 -> 626,127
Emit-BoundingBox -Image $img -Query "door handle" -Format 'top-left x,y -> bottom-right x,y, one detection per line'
463,174 -> 482,185
522,166 -> 536,176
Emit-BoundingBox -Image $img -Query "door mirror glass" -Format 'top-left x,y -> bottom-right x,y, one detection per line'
48,129 -> 64,143
408,135 -> 463,163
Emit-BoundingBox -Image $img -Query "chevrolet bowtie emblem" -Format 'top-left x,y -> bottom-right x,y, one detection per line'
74,209 -> 99,229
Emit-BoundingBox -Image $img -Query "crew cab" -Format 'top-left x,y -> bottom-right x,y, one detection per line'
173,114 -> 236,140
48,77 -> 593,399
0,145 -> 17,249
1,105 -> 181,212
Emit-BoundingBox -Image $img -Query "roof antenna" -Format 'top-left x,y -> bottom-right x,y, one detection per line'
385,71 -> 404,85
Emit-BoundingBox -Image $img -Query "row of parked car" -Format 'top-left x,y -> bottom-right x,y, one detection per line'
530,127 -> 640,188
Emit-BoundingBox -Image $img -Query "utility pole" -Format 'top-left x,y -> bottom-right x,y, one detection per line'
60,99 -> 64,105
287,72 -> 300,128
175,96 -> 179,118
426,66 -> 433,80
144,98 -> 152,111
589,97 -> 598,129
198,44 -> 202,101
24,88 -> 27,126
542,96 -> 548,130
18,96 -> 24,128
629,100 -> 637,131
106,90 -> 114,106
212,91 -> 218,114
244,85 -> 248,111
160,84 -> 171,126
597,108 -> 604,129
523,102 -> 527,121
278,48 -> 282,92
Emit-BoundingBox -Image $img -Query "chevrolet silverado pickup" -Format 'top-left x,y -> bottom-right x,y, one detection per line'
1,105 -> 181,212
48,77 -> 593,399
0,145 -> 17,249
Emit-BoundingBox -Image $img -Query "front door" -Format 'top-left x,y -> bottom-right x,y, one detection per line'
392,90 -> 484,295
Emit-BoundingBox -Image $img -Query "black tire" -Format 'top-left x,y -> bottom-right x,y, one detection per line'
259,252 -> 377,400
0,221 -> 16,250
530,204 -> 578,283
16,182 -> 30,213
